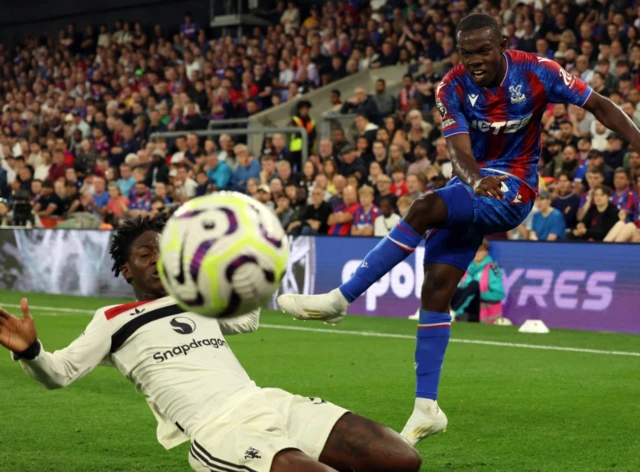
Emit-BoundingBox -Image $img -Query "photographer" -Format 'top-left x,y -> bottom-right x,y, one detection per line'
2,192 -> 43,228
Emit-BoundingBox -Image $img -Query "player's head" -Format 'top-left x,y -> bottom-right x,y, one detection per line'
110,215 -> 167,299
456,14 -> 506,87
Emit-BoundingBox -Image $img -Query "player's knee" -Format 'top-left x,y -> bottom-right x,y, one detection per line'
404,193 -> 447,232
369,443 -> 422,472
421,265 -> 462,312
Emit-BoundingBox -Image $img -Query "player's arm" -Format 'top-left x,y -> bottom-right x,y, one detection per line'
447,134 -> 507,199
217,308 -> 260,335
0,299 -> 110,389
436,80 -> 506,199
583,93 -> 640,151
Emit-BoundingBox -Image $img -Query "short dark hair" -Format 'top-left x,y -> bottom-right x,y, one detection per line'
110,215 -> 166,280
594,184 -> 612,197
557,172 -> 572,181
614,167 -> 629,178
456,13 -> 501,40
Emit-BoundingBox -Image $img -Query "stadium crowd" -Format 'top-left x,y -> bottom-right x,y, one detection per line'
1,0 -> 640,242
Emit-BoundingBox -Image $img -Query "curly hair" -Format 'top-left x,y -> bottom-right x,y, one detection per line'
109,215 -> 166,279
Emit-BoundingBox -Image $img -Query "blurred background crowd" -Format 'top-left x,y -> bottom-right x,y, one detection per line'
1,0 -> 640,243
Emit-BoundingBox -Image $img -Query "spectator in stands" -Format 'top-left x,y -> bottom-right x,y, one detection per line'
611,168 -> 637,222
552,172 -> 581,230
260,155 -> 278,185
554,145 -> 579,179
571,186 -> 619,241
128,181 -> 153,217
329,175 -> 346,210
62,181 -> 83,216
117,164 -> 135,199
256,185 -> 273,211
386,144 -> 408,175
604,135 -> 628,169
205,153 -> 232,190
342,88 -> 381,124
354,113 -> 379,146
146,149 -> 170,188
351,185 -> 380,236
299,160 -> 317,195
626,151 -> 640,183
374,196 -> 401,237
328,185 -> 360,236
47,149 -> 68,183
406,173 -> 427,201
33,181 -> 62,218
339,151 -> 366,182
270,133 -> 292,166
174,165 -> 198,203
390,166 -> 408,198
231,145 -> 260,192
451,240 -> 505,323
373,79 -> 397,119
288,185 -> 330,236
275,193 -> 295,230
85,176 -> 109,218
153,182 -> 171,204
530,191 -> 566,241
331,128 -> 354,157
407,143 -> 431,176
106,182 -> 130,221
373,173 -> 396,208
276,160 -> 299,187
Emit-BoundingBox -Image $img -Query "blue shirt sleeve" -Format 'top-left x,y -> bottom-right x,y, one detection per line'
549,209 -> 566,239
435,77 -> 469,137
534,57 -> 593,106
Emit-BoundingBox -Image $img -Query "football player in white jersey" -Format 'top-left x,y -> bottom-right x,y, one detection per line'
0,216 -> 421,472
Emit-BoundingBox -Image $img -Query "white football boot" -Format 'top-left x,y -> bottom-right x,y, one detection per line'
400,398 -> 448,446
277,288 -> 349,324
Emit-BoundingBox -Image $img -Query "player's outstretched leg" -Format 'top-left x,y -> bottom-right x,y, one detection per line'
401,261 -> 467,446
319,413 -> 422,472
277,193 -> 450,323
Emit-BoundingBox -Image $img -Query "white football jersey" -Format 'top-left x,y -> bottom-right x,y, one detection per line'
17,296 -> 260,448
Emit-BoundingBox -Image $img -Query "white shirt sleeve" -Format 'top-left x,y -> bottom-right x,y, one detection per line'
374,218 -> 387,237
16,309 -> 112,389
217,309 -> 260,336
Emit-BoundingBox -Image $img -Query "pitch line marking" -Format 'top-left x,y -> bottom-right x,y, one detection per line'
4,303 -> 640,358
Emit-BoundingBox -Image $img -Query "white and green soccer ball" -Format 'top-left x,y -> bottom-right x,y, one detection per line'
158,192 -> 289,317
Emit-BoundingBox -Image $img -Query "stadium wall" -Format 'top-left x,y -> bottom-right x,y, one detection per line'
1,229 -> 637,334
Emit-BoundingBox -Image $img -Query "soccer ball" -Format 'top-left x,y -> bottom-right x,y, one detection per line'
158,192 -> 289,317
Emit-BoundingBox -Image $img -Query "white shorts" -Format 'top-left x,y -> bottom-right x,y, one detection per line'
188,387 -> 349,472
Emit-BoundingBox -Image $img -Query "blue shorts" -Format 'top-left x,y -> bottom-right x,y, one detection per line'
423,170 -> 536,271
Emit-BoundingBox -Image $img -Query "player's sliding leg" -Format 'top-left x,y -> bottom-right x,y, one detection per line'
319,413 -> 422,472
401,260 -> 468,446
277,193 -> 449,323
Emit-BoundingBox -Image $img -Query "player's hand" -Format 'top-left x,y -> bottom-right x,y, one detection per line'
473,175 -> 508,199
0,298 -> 38,354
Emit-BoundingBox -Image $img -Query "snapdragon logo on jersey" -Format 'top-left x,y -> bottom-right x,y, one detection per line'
152,317 -> 228,363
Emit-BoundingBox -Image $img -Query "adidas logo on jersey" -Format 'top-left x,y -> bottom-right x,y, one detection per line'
470,113 -> 532,135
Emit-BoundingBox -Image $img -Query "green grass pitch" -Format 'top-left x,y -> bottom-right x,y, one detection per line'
0,290 -> 638,471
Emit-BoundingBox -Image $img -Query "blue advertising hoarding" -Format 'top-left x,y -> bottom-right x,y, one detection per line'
307,238 -> 637,334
